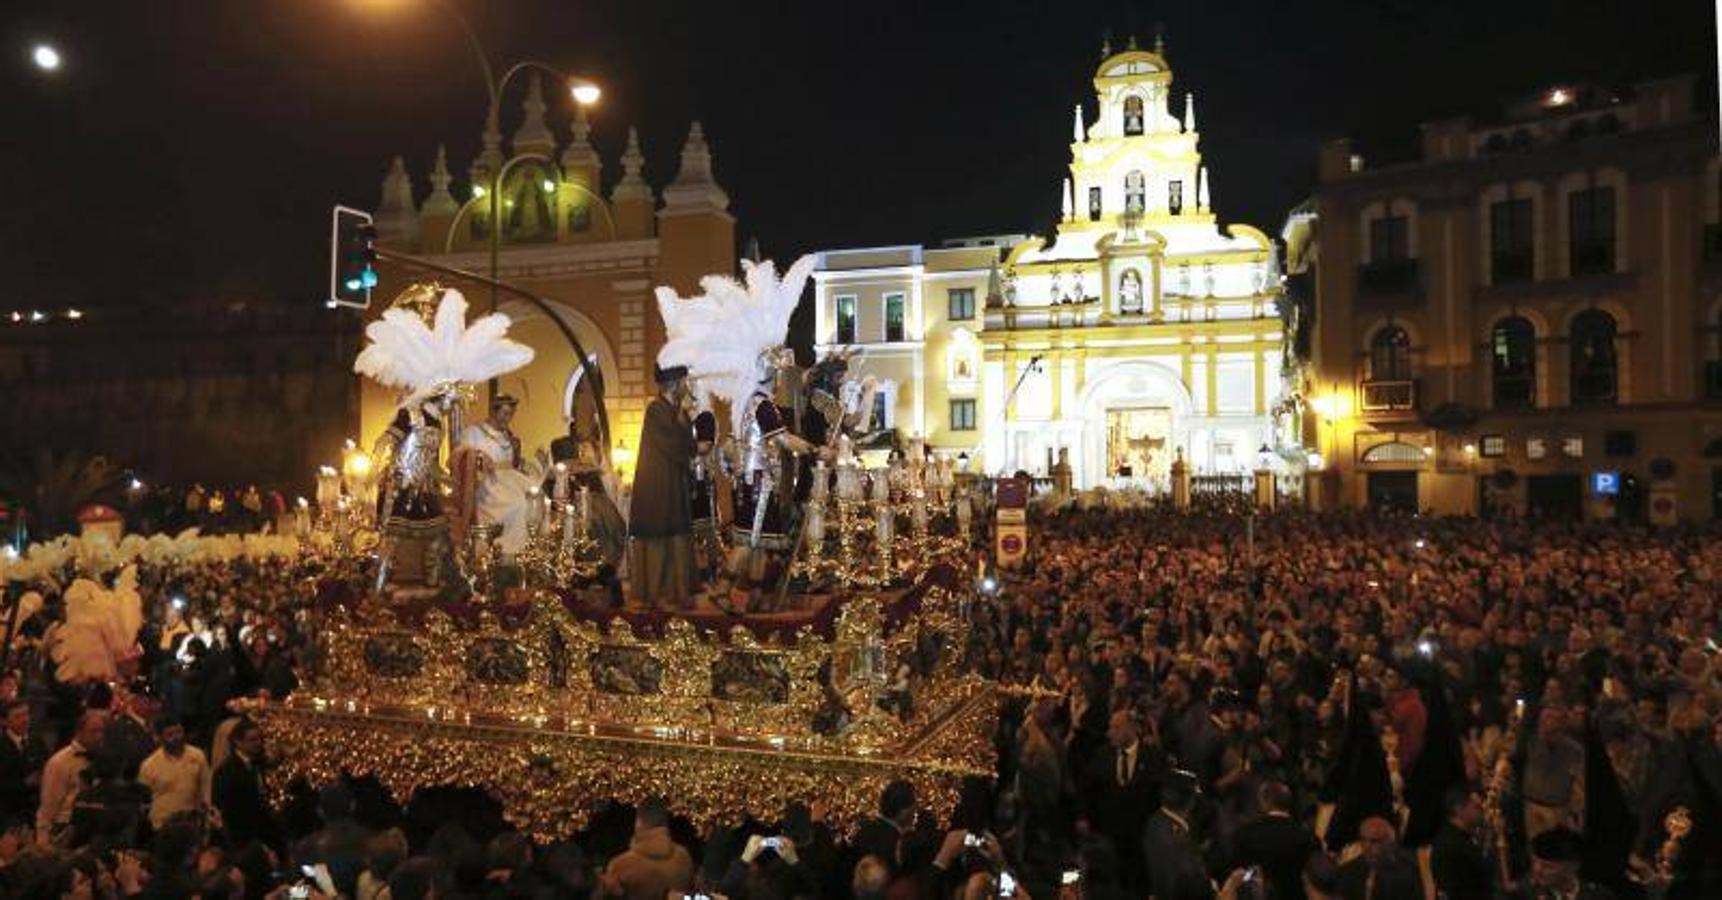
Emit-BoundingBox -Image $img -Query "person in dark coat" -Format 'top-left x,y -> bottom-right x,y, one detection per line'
0,699 -> 45,828
1142,770 -> 1215,900
1430,785 -> 1492,900
1079,708 -> 1165,892
1232,780 -> 1319,900
211,719 -> 276,851
627,365 -> 696,609
853,780 -> 917,877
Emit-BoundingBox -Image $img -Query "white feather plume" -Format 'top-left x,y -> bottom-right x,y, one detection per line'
354,288 -> 534,407
656,255 -> 816,435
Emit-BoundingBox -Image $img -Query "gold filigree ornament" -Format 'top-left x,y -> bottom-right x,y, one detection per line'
249,582 -> 998,841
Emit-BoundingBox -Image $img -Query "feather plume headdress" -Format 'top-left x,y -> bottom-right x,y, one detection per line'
655,255 -> 816,435
353,285 -> 535,408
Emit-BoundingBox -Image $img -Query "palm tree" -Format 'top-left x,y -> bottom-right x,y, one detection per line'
0,448 -> 125,540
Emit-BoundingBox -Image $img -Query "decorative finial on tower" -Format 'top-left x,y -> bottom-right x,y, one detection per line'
1155,23 -> 1165,56
1197,166 -> 1211,211
985,261 -> 1004,308
423,145 -> 457,216
1184,92 -> 1196,133
1072,104 -> 1085,142
612,126 -> 649,199
477,103 -> 503,177
1100,29 -> 1112,58
662,121 -> 730,213
1126,33 -> 1138,51
1062,177 -> 1074,221
560,103 -> 600,172
512,73 -> 555,156
375,155 -> 418,242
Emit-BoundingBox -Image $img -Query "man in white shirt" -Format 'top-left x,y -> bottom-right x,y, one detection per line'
137,714 -> 211,829
37,710 -> 107,845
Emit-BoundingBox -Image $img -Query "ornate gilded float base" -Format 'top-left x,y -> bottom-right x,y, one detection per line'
247,682 -> 994,841
256,582 -> 997,841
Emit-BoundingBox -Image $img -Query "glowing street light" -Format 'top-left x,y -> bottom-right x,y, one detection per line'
570,80 -> 601,106
32,44 -> 61,72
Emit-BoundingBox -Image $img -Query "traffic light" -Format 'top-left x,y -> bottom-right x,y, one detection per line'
329,205 -> 378,309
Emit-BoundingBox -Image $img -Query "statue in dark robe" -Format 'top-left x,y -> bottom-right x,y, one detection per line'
626,366 -> 696,609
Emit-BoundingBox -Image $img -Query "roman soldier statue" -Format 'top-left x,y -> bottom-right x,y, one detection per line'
354,284 -> 534,598
654,255 -> 823,613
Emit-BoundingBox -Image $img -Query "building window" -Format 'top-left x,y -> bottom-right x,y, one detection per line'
1369,215 -> 1410,262
1124,171 -> 1146,215
1490,316 -> 1536,409
1569,308 -> 1618,404
1561,435 -> 1584,459
1088,187 -> 1103,221
1168,180 -> 1184,215
949,399 -> 977,431
835,295 -> 856,344
1123,95 -> 1145,136
1369,325 -> 1413,381
873,392 -> 890,430
1481,435 -> 1507,458
947,288 -> 975,321
1490,197 -> 1533,283
1118,270 -> 1145,315
884,294 -> 905,342
1568,186 -> 1615,275
1527,437 -> 1547,460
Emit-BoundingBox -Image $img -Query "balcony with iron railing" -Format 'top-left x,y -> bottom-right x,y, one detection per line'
1490,250 -> 1533,285
1355,258 -> 1422,313
1569,241 -> 1614,277
1360,378 -> 1419,414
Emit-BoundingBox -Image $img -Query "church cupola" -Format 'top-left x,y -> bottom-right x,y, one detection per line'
510,74 -> 557,158
610,126 -> 655,240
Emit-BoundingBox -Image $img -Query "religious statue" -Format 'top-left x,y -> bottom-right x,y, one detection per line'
1119,269 -> 1144,314
353,284 -> 534,599
627,365 -> 698,609
461,394 -> 542,557
690,406 -> 724,582
549,418 -> 627,572
655,255 -> 823,614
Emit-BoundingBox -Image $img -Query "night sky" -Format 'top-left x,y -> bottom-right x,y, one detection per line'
3,0 -> 1714,313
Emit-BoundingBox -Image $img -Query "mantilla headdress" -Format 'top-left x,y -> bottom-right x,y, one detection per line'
353,284 -> 535,408
655,255 -> 817,436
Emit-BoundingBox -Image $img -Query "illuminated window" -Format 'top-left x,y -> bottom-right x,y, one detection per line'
1527,438 -> 1547,460
884,294 -> 905,342
1481,435 -> 1506,458
1569,308 -> 1617,404
1491,316 -> 1536,408
1124,171 -> 1146,214
947,288 -> 975,321
1123,95 -> 1145,136
1088,187 -> 1103,221
1168,180 -> 1184,215
1561,435 -> 1584,458
1369,325 -> 1412,381
835,296 -> 856,344
950,399 -> 977,430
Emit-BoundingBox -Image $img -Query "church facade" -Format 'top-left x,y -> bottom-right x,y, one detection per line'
359,77 -> 735,479
812,43 -> 1289,488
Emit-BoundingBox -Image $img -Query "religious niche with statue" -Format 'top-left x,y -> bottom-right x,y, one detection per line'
255,266 -> 1000,839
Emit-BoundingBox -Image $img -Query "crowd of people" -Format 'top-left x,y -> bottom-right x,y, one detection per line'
0,504 -> 1719,898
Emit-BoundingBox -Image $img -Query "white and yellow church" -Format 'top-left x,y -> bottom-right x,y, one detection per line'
813,41 -> 1289,489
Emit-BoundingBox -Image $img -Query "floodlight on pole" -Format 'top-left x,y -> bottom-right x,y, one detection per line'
32,44 -> 61,72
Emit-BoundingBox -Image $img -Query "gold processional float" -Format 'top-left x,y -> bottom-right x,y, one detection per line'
248,276 -> 1006,841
